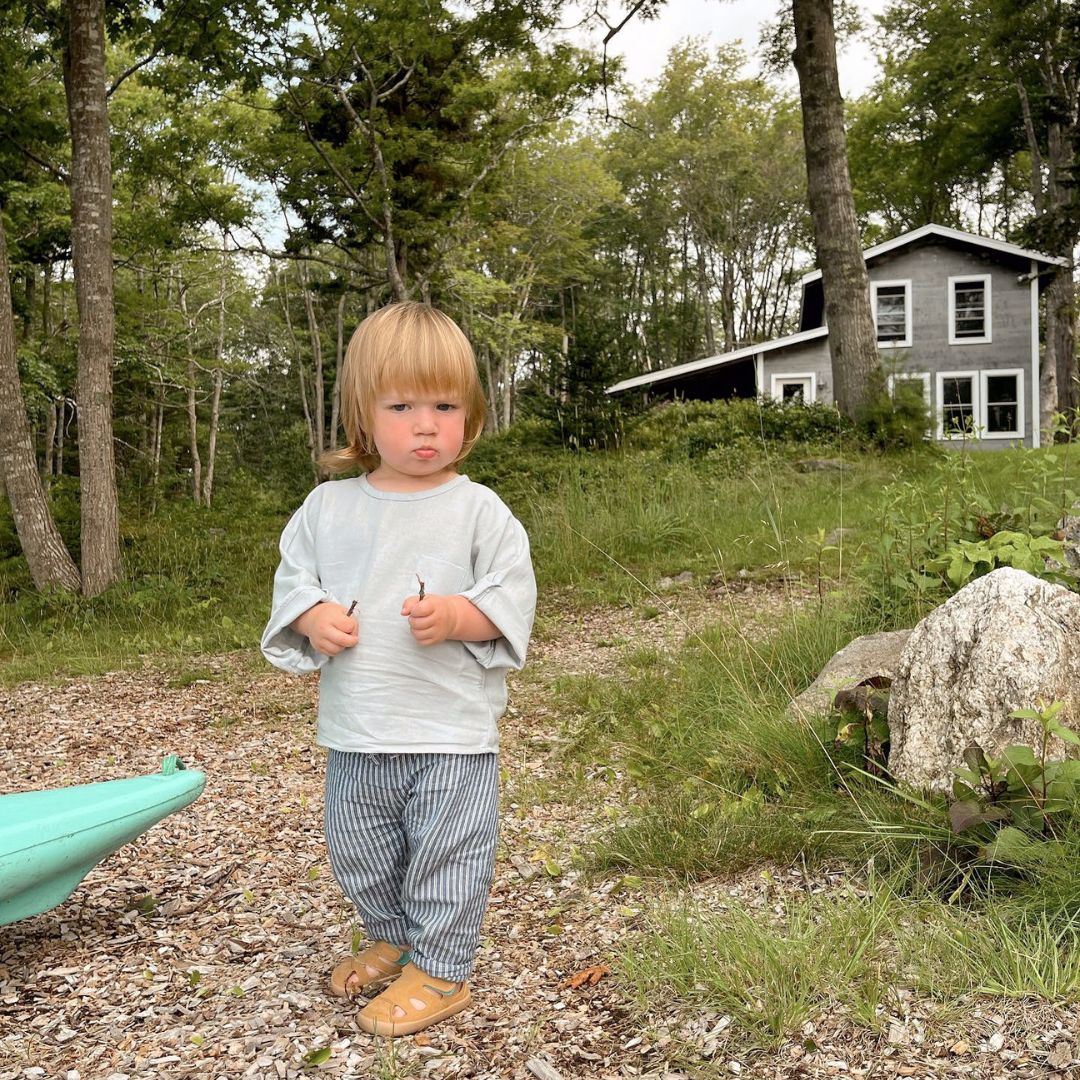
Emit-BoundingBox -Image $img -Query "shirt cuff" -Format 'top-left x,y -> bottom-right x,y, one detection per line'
261,585 -> 331,672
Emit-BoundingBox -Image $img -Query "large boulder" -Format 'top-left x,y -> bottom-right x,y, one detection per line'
788,630 -> 912,721
888,567 -> 1080,791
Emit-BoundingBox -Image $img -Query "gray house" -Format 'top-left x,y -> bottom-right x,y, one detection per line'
607,224 -> 1068,447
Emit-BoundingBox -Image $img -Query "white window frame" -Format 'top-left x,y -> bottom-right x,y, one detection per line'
886,371 -> 931,403
771,372 -> 817,404
936,370 -> 980,440
948,274 -> 992,345
871,279 -> 912,348
979,367 -> 1024,440
886,371 -> 932,438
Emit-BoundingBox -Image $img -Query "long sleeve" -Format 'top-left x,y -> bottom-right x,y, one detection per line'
260,497 -> 331,673
460,512 -> 536,671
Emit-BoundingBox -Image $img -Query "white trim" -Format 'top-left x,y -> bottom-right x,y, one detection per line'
936,370 -> 980,440
799,223 -> 1068,285
771,372 -> 817,404
606,326 -> 829,394
886,371 -> 931,402
755,353 -> 764,395
887,371 -> 932,437
1031,261 -> 1041,448
948,274 -> 992,345
871,279 -> 912,348
980,368 -> 1024,440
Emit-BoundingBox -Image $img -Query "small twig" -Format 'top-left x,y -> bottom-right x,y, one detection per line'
346,600 -> 358,617
416,574 -> 426,601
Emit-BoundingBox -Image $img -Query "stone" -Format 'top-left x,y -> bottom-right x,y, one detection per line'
788,630 -> 912,721
888,567 -> 1080,791
1055,510 -> 1080,572
658,571 -> 694,589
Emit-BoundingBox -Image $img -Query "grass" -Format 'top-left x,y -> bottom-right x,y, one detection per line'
620,887 -> 900,1047
5,415 -> 1080,1053
619,884 -> 1080,1053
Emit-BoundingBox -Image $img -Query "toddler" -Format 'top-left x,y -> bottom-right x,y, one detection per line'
261,301 -> 536,1036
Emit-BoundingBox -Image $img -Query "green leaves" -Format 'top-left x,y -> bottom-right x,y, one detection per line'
948,703 -> 1080,861
926,531 -> 1068,591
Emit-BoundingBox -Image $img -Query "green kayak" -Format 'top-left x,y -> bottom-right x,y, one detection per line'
0,755 -> 206,926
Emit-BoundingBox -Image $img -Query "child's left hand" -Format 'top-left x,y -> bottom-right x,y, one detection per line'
401,593 -> 457,646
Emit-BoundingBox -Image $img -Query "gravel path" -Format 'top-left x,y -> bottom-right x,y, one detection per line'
1,585 -> 1077,1079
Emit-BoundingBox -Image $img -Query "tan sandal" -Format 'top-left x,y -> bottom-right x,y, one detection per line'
330,941 -> 410,998
357,962 -> 471,1037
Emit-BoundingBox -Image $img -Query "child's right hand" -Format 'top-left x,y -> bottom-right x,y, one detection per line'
292,602 -> 359,655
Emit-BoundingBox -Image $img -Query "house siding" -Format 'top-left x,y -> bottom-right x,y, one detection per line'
777,243 -> 1035,446
761,339 -> 833,402
867,244 -> 1035,447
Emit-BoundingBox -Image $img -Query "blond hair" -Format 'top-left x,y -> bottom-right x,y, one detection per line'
321,301 -> 486,474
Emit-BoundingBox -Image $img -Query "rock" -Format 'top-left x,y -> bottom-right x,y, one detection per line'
1055,510 -> 1080,572
888,567 -> 1080,791
794,458 -> 851,473
788,630 -> 912,721
658,570 -> 694,589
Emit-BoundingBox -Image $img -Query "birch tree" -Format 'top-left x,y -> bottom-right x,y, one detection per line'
0,214 -> 81,592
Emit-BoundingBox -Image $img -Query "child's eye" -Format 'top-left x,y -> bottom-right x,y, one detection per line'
389,403 -> 409,412
436,403 -> 458,412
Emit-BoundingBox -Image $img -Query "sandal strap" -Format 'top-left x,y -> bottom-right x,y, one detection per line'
330,941 -> 409,995
365,963 -> 465,1016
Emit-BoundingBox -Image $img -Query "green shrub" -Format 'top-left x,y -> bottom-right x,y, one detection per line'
858,384 -> 933,450
624,397 -> 854,456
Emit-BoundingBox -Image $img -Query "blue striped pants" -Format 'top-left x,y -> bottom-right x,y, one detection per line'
324,751 -> 500,982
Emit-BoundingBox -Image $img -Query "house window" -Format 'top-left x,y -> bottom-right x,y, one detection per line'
872,280 -> 912,347
949,275 -> 992,344
936,371 -> 979,438
886,371 -> 930,407
980,368 -> 1023,439
771,373 -> 816,403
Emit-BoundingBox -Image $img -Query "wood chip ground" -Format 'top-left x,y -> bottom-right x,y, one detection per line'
2,583 -> 1078,1078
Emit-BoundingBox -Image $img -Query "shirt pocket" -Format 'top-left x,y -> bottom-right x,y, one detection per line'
415,554 -> 469,597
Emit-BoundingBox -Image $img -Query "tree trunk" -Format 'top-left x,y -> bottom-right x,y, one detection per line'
152,380 -> 163,488
330,289 -> 345,450
178,283 -> 203,505
63,0 -> 120,595
1043,272 -> 1067,436
56,399 -> 65,476
43,400 -> 57,482
792,0 -> 879,417
0,216 -> 81,592
278,269 -> 319,478
201,248 -> 227,508
300,271 -> 325,456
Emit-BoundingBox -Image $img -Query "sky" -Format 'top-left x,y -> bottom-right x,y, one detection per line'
576,0 -> 892,97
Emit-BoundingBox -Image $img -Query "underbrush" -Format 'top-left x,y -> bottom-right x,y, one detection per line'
0,474 -> 287,684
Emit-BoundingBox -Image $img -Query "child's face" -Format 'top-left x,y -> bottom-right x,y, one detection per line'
368,387 -> 467,488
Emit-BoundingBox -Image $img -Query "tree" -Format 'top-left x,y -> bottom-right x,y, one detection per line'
0,212 -> 81,592
855,0 -> 1080,429
791,0 -> 880,418
62,0 -> 121,595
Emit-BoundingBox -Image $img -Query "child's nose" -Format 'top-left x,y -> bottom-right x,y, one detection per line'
413,409 -> 437,432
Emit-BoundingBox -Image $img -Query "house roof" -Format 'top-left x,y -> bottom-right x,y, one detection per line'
606,326 -> 828,394
798,222 -> 1068,285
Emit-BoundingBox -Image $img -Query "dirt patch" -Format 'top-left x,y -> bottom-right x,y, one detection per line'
1,593 -> 1077,1078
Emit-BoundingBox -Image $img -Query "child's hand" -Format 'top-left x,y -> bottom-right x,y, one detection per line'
401,593 -> 456,646
292,602 -> 359,655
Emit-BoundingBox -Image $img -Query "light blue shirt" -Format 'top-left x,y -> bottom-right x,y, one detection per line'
261,473 -> 536,754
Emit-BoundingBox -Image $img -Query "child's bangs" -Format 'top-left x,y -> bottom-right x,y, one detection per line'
369,320 -> 476,403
